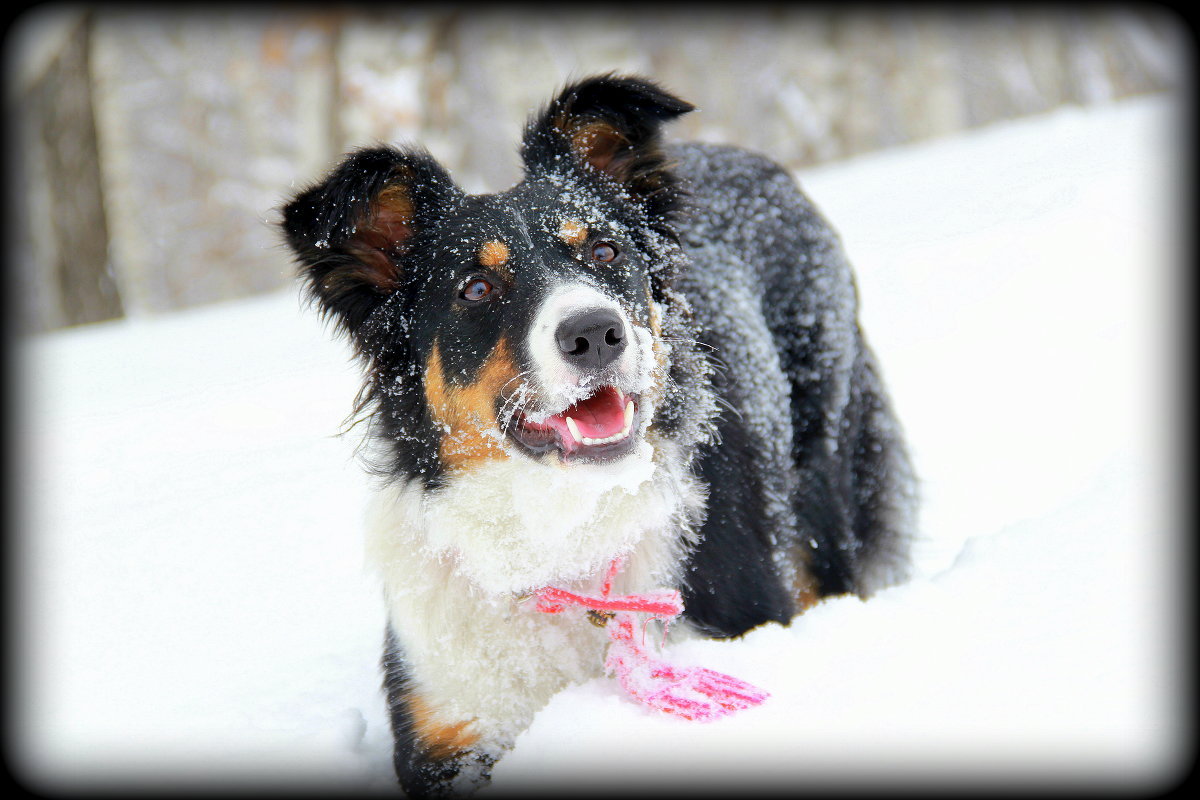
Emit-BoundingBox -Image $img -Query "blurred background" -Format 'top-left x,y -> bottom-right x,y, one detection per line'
6,7 -> 1191,791
5,4 -> 1187,335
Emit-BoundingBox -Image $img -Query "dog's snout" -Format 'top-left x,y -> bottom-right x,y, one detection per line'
555,309 -> 627,370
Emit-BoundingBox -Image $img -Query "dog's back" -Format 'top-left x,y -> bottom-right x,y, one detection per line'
670,143 -> 915,637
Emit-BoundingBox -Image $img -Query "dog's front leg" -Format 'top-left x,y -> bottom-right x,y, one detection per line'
381,627 -> 499,797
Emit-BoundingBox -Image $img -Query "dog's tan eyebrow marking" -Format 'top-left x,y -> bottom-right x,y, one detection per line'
478,239 -> 509,268
558,218 -> 589,247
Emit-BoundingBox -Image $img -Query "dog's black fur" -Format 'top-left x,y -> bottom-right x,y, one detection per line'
282,74 -> 914,796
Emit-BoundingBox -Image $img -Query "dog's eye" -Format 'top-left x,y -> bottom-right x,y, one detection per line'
591,241 -> 620,264
459,276 -> 496,302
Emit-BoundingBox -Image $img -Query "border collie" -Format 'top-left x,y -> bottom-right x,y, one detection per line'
281,73 -> 914,796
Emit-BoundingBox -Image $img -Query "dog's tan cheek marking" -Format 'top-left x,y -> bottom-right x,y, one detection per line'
646,283 -> 662,338
790,553 -> 822,614
405,693 -> 480,761
648,301 -> 669,385
425,338 -> 519,472
632,296 -> 668,412
558,218 -> 588,247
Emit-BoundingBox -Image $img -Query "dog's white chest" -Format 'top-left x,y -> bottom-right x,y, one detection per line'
365,442 -> 703,738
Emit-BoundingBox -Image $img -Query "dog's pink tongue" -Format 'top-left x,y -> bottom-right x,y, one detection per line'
564,387 -> 626,438
539,387 -> 627,450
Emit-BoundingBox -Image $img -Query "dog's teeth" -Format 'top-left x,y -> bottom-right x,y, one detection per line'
615,388 -> 624,403
623,399 -> 634,433
583,433 -> 618,446
565,416 -> 582,443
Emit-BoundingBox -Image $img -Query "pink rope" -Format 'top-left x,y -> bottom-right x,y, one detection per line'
532,585 -> 683,618
531,558 -> 769,722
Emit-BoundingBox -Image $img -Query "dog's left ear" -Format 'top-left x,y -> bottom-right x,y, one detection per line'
521,74 -> 694,208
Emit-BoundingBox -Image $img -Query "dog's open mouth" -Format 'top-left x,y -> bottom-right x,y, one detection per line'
505,386 -> 639,462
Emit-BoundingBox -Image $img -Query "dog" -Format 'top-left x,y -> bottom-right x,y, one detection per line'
281,74 -> 914,796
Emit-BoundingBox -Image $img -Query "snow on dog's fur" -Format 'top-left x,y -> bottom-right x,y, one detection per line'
281,74 -> 915,796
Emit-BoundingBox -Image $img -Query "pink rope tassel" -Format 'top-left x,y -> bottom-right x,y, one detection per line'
532,559 -> 769,721
605,612 -> 769,721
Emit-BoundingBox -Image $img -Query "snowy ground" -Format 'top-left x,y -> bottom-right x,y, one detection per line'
12,93 -> 1188,795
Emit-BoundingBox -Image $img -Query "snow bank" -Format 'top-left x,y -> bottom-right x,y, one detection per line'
12,93 -> 1186,794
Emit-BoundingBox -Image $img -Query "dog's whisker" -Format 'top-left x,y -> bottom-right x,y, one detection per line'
497,371 -> 534,436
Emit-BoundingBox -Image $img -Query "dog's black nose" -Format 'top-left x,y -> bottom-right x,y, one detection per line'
556,309 -> 627,370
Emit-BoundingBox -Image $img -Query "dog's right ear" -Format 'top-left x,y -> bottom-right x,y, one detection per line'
281,147 -> 461,336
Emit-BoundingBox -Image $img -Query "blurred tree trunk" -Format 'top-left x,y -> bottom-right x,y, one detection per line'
88,10 -> 339,319
15,10 -> 121,333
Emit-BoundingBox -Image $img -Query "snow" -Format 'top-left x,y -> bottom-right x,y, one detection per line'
12,93 -> 1186,794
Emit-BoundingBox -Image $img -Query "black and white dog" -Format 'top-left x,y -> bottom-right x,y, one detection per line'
282,74 -> 914,795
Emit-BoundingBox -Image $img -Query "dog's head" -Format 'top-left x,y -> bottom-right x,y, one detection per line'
282,75 -> 699,480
